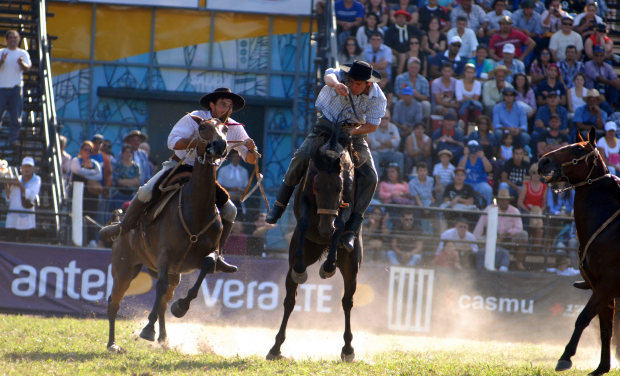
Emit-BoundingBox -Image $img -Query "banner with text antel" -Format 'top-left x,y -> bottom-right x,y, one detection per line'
0,242 -> 592,341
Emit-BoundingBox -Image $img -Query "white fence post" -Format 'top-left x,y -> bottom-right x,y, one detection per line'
484,205 -> 498,271
72,182 -> 83,247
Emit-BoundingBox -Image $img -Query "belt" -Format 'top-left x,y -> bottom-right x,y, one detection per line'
170,154 -> 181,162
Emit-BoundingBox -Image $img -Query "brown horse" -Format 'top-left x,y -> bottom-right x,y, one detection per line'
106,116 -> 228,353
539,126 -> 620,376
266,125 -> 361,362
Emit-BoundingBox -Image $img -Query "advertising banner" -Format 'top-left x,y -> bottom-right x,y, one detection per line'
206,0 -> 313,16
0,242 -> 592,341
52,0 -> 199,8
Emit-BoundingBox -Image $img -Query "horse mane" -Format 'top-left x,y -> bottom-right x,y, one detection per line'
310,131 -> 354,173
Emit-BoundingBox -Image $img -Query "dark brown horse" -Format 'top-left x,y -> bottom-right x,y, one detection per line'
539,126 -> 620,376
106,116 -> 228,353
266,126 -> 361,362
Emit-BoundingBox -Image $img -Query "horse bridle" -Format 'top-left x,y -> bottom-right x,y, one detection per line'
194,118 -> 227,165
553,146 -> 610,193
307,165 -> 349,216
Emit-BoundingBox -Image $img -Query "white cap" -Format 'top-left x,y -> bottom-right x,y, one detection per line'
503,43 -> 516,54
605,121 -> 617,132
450,35 -> 462,45
22,157 -> 34,166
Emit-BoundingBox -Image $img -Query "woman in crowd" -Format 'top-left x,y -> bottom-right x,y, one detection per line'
458,140 -> 493,206
339,36 -> 364,65
517,163 -> 547,247
468,45 -> 494,81
432,241 -> 461,268
366,0 -> 390,29
574,2 -> 603,41
109,144 -> 141,215
456,64 -> 483,124
397,36 -> 427,76
356,12 -> 383,50
536,63 -> 566,107
70,140 -> 102,247
4,157 -> 41,243
362,206 -> 390,262
467,116 -> 497,160
422,17 -> 447,59
584,23 -> 613,61
567,72 -> 588,115
405,123 -> 432,174
548,181 -> 575,216
597,122 -> 620,176
529,48 -> 552,87
389,0 -> 418,25
513,73 -> 537,120
378,163 -> 415,205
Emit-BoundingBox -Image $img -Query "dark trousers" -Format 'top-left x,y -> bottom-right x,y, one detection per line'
0,86 -> 23,144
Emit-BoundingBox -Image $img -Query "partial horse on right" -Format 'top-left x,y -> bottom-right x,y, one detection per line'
539,126 -> 620,376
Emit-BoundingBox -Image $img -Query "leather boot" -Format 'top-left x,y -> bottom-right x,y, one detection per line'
99,197 -> 148,240
215,219 -> 237,273
573,281 -> 591,290
341,213 -> 364,253
265,182 -> 296,224
216,256 -> 238,273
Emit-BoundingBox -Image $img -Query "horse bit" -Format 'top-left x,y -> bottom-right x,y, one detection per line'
553,147 -> 611,193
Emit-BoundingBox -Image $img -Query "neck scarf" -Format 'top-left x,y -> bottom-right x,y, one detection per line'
228,164 -> 241,183
395,23 -> 408,44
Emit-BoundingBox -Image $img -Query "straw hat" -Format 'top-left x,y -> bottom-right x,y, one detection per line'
488,65 -> 513,79
497,188 -> 511,200
123,130 -> 148,144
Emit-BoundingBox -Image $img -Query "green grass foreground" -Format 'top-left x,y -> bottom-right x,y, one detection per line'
1,315 -> 619,375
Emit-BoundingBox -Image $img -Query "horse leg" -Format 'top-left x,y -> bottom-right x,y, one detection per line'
171,253 -> 217,318
107,263 -> 142,353
267,269 -> 298,360
291,197 -> 311,284
140,257 -> 170,342
337,245 -> 359,362
556,290 -> 613,372
590,302 -> 615,376
320,217 -> 345,279
157,273 -> 181,348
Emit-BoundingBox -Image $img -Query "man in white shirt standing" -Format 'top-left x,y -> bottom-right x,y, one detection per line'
0,30 -> 30,147
217,149 -> 249,221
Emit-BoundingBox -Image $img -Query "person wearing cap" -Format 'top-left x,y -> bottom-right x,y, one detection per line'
541,0 -> 568,34
485,0 -> 512,36
535,63 -> 567,107
392,86 -> 424,139
449,0 -> 489,39
447,16 -> 479,59
536,113 -> 569,157
457,140 -> 493,205
430,37 -> 466,79
573,89 -> 608,140
534,90 -> 568,133
101,87 -> 257,273
432,112 -> 465,163
558,46 -> 584,91
548,16 -> 583,62
584,23 -> 614,61
363,31 -> 393,80
467,45 -> 495,80
4,156 -> 40,243
118,130 -> 151,186
431,61 -> 460,116
493,87 -> 531,148
384,9 -> 426,61
334,0 -> 365,48
583,45 -> 620,105
597,121 -> 620,175
394,57 -> 431,118
574,2 -> 603,40
495,44 -> 526,84
488,16 -> 536,62
482,64 -> 514,117
265,61 -> 386,252
511,0 -> 544,42
368,108 -> 404,176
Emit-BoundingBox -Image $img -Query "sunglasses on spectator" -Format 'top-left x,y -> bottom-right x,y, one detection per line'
562,22 -> 573,26
503,93 -> 516,96
82,148 -> 92,152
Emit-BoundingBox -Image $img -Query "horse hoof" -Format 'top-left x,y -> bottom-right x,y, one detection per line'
266,351 -> 287,361
171,300 -> 188,318
341,350 -> 355,363
139,327 -> 156,342
107,343 -> 125,354
319,263 -> 336,279
588,369 -> 610,376
555,360 -> 572,372
291,269 -> 308,284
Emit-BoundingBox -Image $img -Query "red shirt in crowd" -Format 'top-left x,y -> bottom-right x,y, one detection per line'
489,29 -> 529,59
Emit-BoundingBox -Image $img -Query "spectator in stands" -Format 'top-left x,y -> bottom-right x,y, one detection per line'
501,145 -> 530,198
91,134 -> 113,227
437,218 -> 479,268
394,57 -> 431,118
517,163 -> 547,247
422,17 -> 448,59
546,257 -> 580,276
408,161 -> 435,232
456,64 -> 483,124
357,12 -> 383,51
369,109 -> 405,175
592,0 -> 610,20
405,123 -> 432,174
574,89 -> 607,140
536,114 -> 570,157
597,122 -> 620,176
248,212 -> 276,256
4,157 -> 40,243
434,149 -> 455,201
541,0 -> 569,35
217,150 -> 249,221
497,132 -> 513,162
384,10 -> 426,66
335,0 -> 365,47
139,142 -> 158,176
558,45 -> 584,90
109,144 -> 140,217
388,211 -> 424,266
535,63 -> 566,107
478,0 -> 493,12
495,44 -> 525,84
0,30 -> 31,148
366,0 -> 390,29
59,135 -> 71,185
432,241 -> 461,268
467,116 -> 498,159
531,0 -> 546,14
448,16 -> 479,59
584,23 -> 613,62
548,181 -> 574,215
389,0 -> 419,25
392,86 -> 424,140
440,167 -> 478,213
549,16 -> 583,62
511,1 -> 544,47
493,87 -> 530,147
121,130 -> 152,186
378,163 -> 414,204
377,69 -> 394,112
584,46 -> 620,105
339,36 -> 365,64
397,36 -> 428,76
488,16 -> 536,63
533,93 -> 569,155
430,37 -> 466,79
567,72 -> 588,115
418,0 -> 451,33
364,31 -> 393,79
101,139 -> 116,166
450,0 -> 489,40
482,65 -> 513,117
431,62 -> 459,116
474,188 -> 529,270
70,141 -> 103,247
574,2 -> 603,41
224,221 -> 248,256
529,48 -> 552,87
513,73 -> 537,120
468,45 -> 494,80
485,0 -> 512,38
458,140 -> 493,205
432,112 -> 465,163
363,206 -> 390,262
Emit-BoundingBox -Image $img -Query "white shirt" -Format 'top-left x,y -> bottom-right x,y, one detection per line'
0,48 -> 30,88
447,28 -> 479,58
6,173 -> 40,230
573,13 -> 602,26
570,86 -> 587,112
217,162 -> 249,190
455,79 -> 481,101
368,122 -> 401,152
549,30 -> 584,61
168,110 -> 250,166
436,227 -> 479,254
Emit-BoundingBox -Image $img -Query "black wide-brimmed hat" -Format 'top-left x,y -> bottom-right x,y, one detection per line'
199,87 -> 245,112
340,61 -> 382,83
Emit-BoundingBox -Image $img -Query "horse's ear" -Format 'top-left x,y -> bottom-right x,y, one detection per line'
577,131 -> 585,143
189,114 -> 203,125
588,125 -> 597,146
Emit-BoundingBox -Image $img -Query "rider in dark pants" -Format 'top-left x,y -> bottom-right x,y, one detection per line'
266,61 -> 387,251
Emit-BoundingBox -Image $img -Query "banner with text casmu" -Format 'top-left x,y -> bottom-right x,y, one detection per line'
0,243 -> 591,341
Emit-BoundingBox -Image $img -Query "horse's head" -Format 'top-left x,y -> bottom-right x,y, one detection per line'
190,114 -> 229,164
538,126 -> 605,187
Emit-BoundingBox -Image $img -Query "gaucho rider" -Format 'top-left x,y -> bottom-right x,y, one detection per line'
265,61 -> 386,251
100,88 -> 257,272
